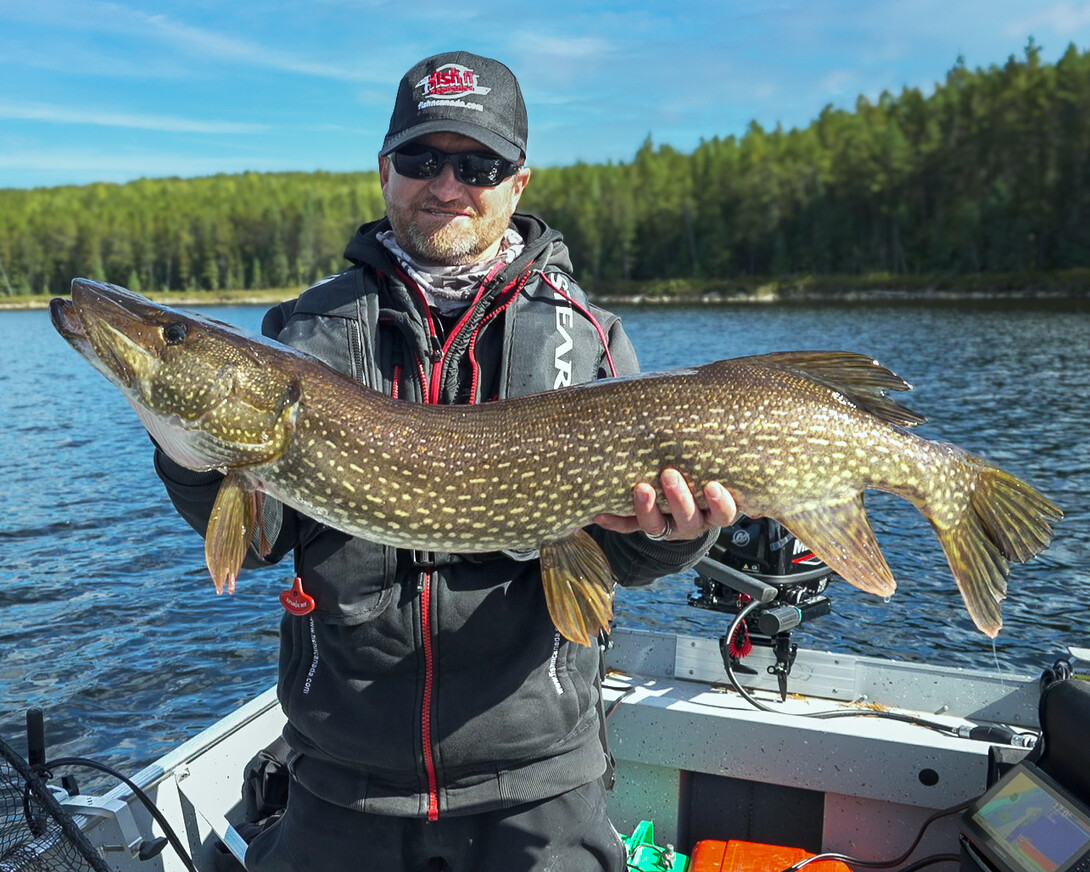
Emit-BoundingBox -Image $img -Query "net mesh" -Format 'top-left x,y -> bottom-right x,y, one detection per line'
0,735 -> 114,872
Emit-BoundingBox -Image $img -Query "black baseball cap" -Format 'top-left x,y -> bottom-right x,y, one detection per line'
380,51 -> 528,163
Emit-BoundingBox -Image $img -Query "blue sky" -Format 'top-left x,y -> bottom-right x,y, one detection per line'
3,0 -> 1090,190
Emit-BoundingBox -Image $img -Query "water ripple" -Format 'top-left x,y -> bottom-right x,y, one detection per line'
1,301 -> 1087,777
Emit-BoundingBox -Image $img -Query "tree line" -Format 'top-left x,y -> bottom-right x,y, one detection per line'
1,40 -> 1087,297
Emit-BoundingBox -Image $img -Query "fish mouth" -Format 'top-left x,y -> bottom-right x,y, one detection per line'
55,278 -> 171,389
50,296 -> 85,342
50,292 -> 124,384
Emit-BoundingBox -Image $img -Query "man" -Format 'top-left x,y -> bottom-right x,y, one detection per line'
155,51 -> 736,872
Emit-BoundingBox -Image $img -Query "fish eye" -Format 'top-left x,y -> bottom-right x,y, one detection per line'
163,322 -> 189,345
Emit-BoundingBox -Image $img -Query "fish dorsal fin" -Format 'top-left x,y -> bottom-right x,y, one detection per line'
749,351 -> 927,428
781,493 -> 897,598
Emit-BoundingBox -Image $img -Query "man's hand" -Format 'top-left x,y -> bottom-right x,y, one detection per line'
593,468 -> 738,542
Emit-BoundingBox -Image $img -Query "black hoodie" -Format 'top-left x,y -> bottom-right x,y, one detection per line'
155,213 -> 715,818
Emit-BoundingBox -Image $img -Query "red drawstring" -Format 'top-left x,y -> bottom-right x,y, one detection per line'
391,364 -> 402,399
536,271 -> 618,378
466,269 -> 534,404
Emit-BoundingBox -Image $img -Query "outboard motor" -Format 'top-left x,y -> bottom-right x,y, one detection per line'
690,516 -> 835,701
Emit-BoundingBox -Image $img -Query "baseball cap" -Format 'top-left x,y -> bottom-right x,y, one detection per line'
380,51 -> 528,163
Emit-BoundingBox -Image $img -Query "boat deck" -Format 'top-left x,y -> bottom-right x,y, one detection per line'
64,629 -> 1041,870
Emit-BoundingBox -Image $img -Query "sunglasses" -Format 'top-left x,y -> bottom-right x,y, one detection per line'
390,144 -> 520,187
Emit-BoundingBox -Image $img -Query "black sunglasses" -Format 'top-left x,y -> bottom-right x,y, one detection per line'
390,144 -> 520,187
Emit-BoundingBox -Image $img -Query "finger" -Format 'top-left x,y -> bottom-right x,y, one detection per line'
704,481 -> 738,527
660,468 -> 700,535
592,482 -> 665,535
592,512 -> 641,534
633,481 -> 670,537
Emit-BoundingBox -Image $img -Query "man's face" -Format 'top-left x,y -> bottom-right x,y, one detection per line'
380,132 -> 531,266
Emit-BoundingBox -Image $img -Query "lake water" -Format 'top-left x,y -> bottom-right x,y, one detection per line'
1,298 -> 1088,777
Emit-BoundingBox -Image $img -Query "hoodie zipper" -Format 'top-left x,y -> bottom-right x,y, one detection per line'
419,569 -> 439,820
411,283 -> 443,821
398,271 -> 461,823
397,263 -> 523,821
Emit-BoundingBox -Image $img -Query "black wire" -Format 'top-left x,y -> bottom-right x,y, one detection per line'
807,708 -> 961,735
723,600 -> 772,711
777,799 -> 974,872
721,608 -> 985,738
43,756 -> 200,872
603,684 -> 637,719
895,854 -> 961,872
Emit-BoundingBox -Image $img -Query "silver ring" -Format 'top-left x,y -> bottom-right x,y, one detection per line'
645,517 -> 673,541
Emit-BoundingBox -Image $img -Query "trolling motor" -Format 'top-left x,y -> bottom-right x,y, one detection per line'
690,516 -> 835,701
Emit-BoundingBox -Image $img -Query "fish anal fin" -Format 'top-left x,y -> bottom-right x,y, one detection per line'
540,530 -> 616,646
205,471 -> 256,595
782,494 -> 897,598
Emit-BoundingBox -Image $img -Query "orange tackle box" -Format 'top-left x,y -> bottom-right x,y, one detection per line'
689,839 -> 852,872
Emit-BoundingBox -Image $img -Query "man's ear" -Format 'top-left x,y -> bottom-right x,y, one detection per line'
510,166 -> 531,207
378,155 -> 391,189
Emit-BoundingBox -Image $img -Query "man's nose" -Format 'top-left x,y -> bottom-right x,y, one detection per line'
427,162 -> 466,199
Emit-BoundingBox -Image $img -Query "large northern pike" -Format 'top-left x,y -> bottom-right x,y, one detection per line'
51,279 -> 1061,645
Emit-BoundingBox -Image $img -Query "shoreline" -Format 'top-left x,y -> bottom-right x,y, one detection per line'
593,287 -> 1089,306
2,283 -> 1087,311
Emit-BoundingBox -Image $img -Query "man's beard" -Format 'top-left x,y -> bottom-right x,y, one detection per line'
384,194 -> 514,266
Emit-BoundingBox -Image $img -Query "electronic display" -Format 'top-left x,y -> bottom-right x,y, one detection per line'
961,763 -> 1090,872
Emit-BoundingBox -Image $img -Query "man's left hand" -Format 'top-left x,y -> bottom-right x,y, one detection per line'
593,468 -> 738,542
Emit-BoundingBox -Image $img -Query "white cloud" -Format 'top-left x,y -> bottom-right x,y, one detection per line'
0,100 -> 268,134
0,148 -> 295,180
131,10 -> 377,82
819,69 -> 862,98
1006,1 -> 1090,38
0,0 -> 385,82
516,34 -> 615,61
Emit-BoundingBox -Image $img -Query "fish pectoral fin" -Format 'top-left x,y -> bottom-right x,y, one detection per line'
205,471 -> 257,595
540,530 -> 616,647
782,494 -> 896,598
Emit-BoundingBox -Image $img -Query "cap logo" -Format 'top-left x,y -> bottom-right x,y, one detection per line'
417,64 -> 491,102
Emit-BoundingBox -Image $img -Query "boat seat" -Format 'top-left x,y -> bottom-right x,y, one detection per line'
1023,677 -> 1090,804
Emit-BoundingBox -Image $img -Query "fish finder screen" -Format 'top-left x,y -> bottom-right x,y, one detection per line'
969,769 -> 1090,872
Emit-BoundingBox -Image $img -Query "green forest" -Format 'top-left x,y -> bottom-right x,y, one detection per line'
2,41 -> 1089,298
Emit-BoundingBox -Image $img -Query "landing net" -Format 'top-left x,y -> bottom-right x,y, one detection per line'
0,734 -> 113,872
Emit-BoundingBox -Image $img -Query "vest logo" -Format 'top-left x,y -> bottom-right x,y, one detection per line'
418,64 -> 492,99
551,274 -> 574,389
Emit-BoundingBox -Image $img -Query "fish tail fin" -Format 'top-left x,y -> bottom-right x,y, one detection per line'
540,530 -> 616,647
205,471 -> 257,595
933,459 -> 1062,637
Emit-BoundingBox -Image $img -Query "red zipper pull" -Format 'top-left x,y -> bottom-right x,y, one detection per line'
280,577 -> 315,615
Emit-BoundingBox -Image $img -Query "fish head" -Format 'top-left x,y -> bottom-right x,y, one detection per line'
52,279 -> 300,471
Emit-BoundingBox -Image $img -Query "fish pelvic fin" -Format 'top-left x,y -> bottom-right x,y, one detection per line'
933,459 -> 1062,638
540,530 -> 616,647
782,493 -> 897,598
205,471 -> 258,595
750,351 -> 928,428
